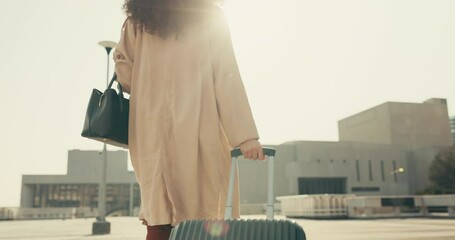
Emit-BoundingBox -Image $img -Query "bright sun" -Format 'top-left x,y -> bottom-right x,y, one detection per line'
222,0 -> 261,28
221,0 -> 282,43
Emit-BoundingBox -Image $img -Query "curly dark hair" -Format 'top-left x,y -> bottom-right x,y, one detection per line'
123,0 -> 222,38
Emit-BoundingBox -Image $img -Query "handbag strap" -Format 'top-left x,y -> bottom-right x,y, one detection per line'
108,73 -> 117,89
108,73 -> 125,97
100,73 -> 128,111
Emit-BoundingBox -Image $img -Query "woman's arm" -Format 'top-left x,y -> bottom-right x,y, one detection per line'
113,18 -> 136,94
209,9 -> 264,160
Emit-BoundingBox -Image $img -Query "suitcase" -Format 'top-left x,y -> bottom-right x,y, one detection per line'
169,147 -> 306,240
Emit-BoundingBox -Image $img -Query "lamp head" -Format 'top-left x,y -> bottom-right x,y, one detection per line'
98,41 -> 118,54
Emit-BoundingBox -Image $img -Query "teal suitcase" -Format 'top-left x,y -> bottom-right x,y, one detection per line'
169,148 -> 306,240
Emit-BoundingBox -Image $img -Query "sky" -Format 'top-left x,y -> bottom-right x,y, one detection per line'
1,0 -> 455,207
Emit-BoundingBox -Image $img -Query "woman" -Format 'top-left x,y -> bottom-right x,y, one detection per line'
114,0 -> 264,239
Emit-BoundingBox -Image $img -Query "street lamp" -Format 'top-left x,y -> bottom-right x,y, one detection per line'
391,167 -> 405,184
92,40 -> 118,235
390,167 -> 405,175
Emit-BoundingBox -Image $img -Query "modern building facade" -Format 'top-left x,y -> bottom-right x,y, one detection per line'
20,150 -> 139,216
20,98 -> 453,215
239,98 -> 452,204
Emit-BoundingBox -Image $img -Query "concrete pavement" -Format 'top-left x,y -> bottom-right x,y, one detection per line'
0,215 -> 454,240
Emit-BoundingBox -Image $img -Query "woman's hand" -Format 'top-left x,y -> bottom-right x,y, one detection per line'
239,139 -> 265,160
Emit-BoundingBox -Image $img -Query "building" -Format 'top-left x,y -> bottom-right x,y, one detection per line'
20,98 -> 452,216
20,150 -> 139,216
338,98 -> 452,148
450,115 -> 455,145
237,98 -> 451,205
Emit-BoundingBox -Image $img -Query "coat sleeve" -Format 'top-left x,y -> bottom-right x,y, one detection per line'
209,9 -> 260,148
113,18 -> 136,94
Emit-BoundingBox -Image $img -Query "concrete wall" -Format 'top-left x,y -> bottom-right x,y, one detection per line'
338,98 -> 452,148
450,116 -> 455,145
389,100 -> 452,148
406,147 -> 443,194
338,103 -> 391,145
282,141 -> 409,195
20,185 -> 34,208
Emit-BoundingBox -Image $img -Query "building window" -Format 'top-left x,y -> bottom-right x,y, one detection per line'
298,177 -> 347,194
356,160 -> 360,181
393,160 -> 398,183
368,160 -> 373,181
30,183 -> 140,212
351,187 -> 380,192
381,160 -> 385,182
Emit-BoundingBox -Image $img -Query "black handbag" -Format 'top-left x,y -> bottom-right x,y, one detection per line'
81,73 -> 129,148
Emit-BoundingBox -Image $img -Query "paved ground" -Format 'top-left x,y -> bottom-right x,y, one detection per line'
0,215 -> 454,240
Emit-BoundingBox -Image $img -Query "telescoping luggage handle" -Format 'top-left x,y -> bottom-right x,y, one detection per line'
225,147 -> 276,220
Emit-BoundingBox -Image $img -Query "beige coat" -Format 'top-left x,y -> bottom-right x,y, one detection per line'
114,8 -> 259,226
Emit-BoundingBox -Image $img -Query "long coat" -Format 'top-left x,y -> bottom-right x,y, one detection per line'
114,8 -> 259,226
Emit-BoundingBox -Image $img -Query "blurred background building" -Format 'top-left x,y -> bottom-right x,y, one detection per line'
19,150 -> 139,219
450,115 -> 455,145
14,98 -> 453,219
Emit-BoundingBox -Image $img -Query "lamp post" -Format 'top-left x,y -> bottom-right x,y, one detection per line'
92,40 -> 117,235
